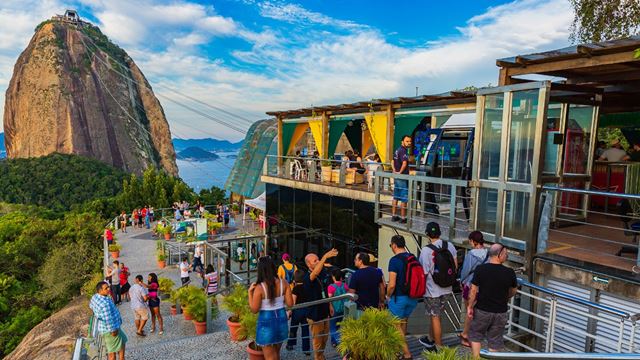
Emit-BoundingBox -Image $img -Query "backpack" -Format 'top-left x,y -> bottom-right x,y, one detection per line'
400,253 -> 426,299
330,283 -> 347,314
427,241 -> 457,288
282,265 -> 295,284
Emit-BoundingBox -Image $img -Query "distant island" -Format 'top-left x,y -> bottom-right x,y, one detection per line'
172,138 -> 243,152
176,146 -> 220,161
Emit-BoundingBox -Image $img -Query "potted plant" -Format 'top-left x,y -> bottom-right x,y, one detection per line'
174,285 -> 200,320
187,291 -> 208,335
222,283 -> 248,341
163,224 -> 173,240
240,311 -> 263,360
168,291 -> 178,315
209,222 -> 222,235
321,160 -> 333,182
337,308 -> 404,360
108,243 -> 122,259
156,252 -> 166,268
158,277 -> 175,300
422,346 -> 470,360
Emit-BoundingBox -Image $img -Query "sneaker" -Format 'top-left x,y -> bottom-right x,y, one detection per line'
400,218 -> 407,224
392,215 -> 400,222
418,336 -> 435,349
159,330 -> 164,335
150,329 -> 155,333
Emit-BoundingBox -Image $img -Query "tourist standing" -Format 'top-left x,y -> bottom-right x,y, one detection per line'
392,135 -> 412,223
143,206 -> 150,229
277,253 -> 297,287
129,275 -> 149,336
223,206 -> 230,229
348,252 -> 384,312
303,249 -> 338,360
286,270 -> 310,354
179,257 -> 191,285
327,268 -> 348,348
132,209 -> 139,229
147,273 -> 164,335
105,227 -> 114,246
119,211 -> 127,233
248,256 -> 293,360
193,243 -> 204,277
459,231 -> 488,347
418,222 -> 458,352
149,206 -> 155,222
386,235 -> 423,360
106,261 -> 122,305
204,264 -> 219,296
598,139 -> 630,161
237,244 -> 246,270
90,281 -> 127,360
467,243 -> 518,358
119,262 -> 131,303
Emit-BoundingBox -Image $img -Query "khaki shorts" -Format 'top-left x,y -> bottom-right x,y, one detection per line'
134,308 -> 149,321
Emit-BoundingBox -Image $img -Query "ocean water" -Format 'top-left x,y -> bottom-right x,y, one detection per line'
176,152 -> 237,192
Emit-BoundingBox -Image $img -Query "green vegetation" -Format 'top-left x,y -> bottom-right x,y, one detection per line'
423,346 -> 470,360
80,24 -> 128,64
222,283 -> 249,322
337,308 -> 404,360
569,0 -> 640,43
34,20 -> 54,32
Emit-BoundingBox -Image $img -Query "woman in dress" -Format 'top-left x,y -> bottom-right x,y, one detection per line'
248,256 -> 293,359
147,273 -> 164,335
204,264 -> 218,296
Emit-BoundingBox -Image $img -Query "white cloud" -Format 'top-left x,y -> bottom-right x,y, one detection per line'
258,1 -> 363,30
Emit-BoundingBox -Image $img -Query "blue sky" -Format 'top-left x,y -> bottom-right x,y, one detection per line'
0,0 -> 574,141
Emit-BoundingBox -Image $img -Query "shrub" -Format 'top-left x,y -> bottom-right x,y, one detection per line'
82,273 -> 105,299
239,310 -> 257,341
157,277 -> 174,294
108,243 -> 121,252
337,308 -> 404,360
222,283 -> 248,322
186,291 -> 207,322
423,346 -> 471,360
174,285 -> 201,307
0,306 -> 49,355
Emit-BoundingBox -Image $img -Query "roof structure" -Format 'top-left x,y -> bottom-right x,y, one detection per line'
266,91 -> 476,119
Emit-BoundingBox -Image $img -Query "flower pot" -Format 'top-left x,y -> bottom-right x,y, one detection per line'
164,233 -> 171,240
110,251 -> 120,259
226,317 -> 243,341
170,305 -> 177,315
193,320 -> 207,335
183,308 -> 193,321
246,341 -> 264,360
157,260 -> 166,269
321,166 -> 332,182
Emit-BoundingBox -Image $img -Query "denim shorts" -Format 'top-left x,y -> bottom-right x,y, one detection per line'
388,295 -> 418,319
256,308 -> 289,346
394,179 -> 408,202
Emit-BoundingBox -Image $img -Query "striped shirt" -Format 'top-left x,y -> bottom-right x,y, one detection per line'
205,272 -> 218,295
89,293 -> 122,334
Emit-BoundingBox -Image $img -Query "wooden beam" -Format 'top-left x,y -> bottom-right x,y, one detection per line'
277,116 -> 283,174
504,51 -> 640,76
321,111 -> 329,159
386,104 -> 395,164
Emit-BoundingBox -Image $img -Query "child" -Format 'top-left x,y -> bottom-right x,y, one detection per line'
327,267 -> 349,347
286,270 -> 310,354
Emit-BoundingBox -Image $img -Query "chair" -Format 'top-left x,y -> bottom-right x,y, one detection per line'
293,159 -> 307,180
615,199 -> 640,257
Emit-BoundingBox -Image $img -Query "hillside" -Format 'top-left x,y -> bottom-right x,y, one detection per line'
172,138 -> 243,152
3,20 -> 177,175
176,146 -> 220,161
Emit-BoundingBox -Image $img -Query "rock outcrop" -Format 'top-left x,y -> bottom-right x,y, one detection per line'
3,19 -> 178,175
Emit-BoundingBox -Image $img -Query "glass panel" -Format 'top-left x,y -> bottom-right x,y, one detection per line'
508,90 -> 538,183
543,103 -> 563,174
294,189 -> 311,228
311,192 -> 330,232
480,94 -> 504,180
563,105 -> 594,175
504,191 -> 530,240
477,188 -> 498,234
556,180 -> 585,216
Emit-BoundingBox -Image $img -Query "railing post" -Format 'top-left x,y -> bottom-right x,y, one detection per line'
449,185 -> 457,240
629,320 -> 637,353
616,318 -> 625,352
407,177 -> 414,230
374,174 -> 380,222
546,296 -> 557,352
206,296 -> 213,333
339,162 -> 346,187
507,294 -> 516,337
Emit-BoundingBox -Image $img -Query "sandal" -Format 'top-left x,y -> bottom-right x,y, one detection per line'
459,334 -> 471,347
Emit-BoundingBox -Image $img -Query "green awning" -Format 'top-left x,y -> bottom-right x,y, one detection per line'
328,118 -> 351,157
599,112 -> 640,128
394,114 -> 427,150
281,122 -> 298,156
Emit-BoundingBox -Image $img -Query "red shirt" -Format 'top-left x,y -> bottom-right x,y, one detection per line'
141,208 -> 147,217
119,266 -> 129,284
105,229 -> 113,241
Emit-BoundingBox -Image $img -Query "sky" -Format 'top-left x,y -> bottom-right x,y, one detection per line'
0,0 -> 575,141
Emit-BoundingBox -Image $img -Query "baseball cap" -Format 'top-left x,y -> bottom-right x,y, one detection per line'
282,253 -> 290,261
426,222 -> 441,238
611,139 -> 620,146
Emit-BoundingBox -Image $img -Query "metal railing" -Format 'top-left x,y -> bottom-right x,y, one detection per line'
373,170 -> 472,243
264,155 -> 390,189
538,185 -> 640,271
481,351 -> 640,359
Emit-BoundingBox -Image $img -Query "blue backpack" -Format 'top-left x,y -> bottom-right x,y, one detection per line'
282,265 -> 295,284
331,283 -> 347,314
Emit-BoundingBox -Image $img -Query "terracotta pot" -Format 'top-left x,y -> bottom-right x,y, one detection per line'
247,341 -> 264,360
164,233 -> 171,240
193,320 -> 207,335
110,251 -> 120,259
226,317 -> 243,341
170,305 -> 177,315
183,308 -> 193,321
157,260 -> 166,269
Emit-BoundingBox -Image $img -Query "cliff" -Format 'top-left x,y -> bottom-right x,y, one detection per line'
3,20 -> 178,175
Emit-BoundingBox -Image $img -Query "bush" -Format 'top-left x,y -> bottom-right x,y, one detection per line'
239,310 -> 257,341
0,306 -> 49,355
82,273 -> 105,299
186,291 -> 207,322
222,283 -> 248,322
157,277 -> 174,294
174,285 -> 201,307
337,308 -> 404,360
423,346 -> 471,360
108,243 -> 121,252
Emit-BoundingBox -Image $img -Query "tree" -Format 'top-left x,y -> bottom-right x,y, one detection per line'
569,0 -> 640,43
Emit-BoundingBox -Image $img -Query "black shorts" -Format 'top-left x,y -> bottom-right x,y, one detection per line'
149,298 -> 160,308
224,218 -> 230,225
120,282 -> 131,293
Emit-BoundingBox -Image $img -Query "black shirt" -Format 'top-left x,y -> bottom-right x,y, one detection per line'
471,263 -> 517,313
393,146 -> 409,174
303,270 -> 330,321
348,266 -> 383,309
292,283 -> 306,305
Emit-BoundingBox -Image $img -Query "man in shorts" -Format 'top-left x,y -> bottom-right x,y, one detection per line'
129,275 -> 150,336
392,135 -> 412,223
90,281 -> 127,360
467,243 -> 518,358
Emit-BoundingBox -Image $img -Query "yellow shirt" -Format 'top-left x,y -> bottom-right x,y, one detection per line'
277,262 -> 297,283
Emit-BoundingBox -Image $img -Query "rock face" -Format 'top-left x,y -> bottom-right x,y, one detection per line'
3,20 -> 178,175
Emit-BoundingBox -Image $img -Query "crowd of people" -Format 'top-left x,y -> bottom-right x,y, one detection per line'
596,139 -> 640,162
247,221 -> 517,360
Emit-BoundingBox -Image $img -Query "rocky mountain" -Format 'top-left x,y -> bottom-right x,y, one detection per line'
172,138 -> 243,152
3,18 -> 177,175
176,146 -> 220,161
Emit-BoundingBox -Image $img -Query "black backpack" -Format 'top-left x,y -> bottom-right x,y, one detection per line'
427,241 -> 457,287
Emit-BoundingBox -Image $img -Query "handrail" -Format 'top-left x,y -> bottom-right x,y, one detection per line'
375,169 -> 470,187
267,154 -> 392,167
542,185 -> 640,200
289,292 -> 358,311
480,351 -> 640,359
517,278 -> 631,318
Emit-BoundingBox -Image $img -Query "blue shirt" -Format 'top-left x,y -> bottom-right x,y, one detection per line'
393,146 -> 409,174
349,266 -> 383,310
388,252 -> 411,297
90,293 -> 122,334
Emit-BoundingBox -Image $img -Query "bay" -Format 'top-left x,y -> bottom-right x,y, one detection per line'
176,151 -> 237,192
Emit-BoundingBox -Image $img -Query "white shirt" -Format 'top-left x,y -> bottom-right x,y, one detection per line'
194,246 -> 203,260
180,261 -> 189,278
419,239 -> 457,298
600,148 -> 628,162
